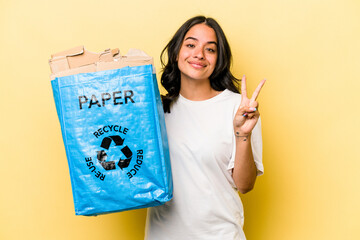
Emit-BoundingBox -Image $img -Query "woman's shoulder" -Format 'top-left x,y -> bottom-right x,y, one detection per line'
221,89 -> 242,101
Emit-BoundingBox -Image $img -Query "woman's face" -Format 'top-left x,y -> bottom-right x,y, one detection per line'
177,23 -> 218,83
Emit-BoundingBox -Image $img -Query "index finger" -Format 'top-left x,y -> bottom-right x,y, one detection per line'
250,79 -> 266,102
241,75 -> 247,98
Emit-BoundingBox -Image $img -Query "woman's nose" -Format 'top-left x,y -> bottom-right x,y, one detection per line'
193,47 -> 204,59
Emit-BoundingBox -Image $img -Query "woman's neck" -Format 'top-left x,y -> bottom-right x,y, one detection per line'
180,78 -> 221,101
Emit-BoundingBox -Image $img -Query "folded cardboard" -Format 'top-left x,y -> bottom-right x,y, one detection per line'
49,46 -> 154,79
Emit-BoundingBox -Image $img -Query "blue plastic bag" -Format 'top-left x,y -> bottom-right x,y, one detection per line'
51,64 -> 173,216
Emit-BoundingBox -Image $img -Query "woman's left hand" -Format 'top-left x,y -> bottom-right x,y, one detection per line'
233,75 -> 266,137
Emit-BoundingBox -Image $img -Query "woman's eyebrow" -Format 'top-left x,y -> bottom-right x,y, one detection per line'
184,37 -> 217,45
184,37 -> 198,41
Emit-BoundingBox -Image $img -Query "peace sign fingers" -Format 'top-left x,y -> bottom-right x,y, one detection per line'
234,75 -> 266,136
241,75 -> 266,102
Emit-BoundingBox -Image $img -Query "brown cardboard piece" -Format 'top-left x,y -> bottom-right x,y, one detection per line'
49,46 -> 154,80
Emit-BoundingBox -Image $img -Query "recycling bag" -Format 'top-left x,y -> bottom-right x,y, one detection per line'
51,64 -> 173,216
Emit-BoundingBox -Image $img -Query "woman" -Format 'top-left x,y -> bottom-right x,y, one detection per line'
145,16 -> 265,240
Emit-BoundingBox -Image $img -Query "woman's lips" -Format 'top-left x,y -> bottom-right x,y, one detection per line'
188,61 -> 207,68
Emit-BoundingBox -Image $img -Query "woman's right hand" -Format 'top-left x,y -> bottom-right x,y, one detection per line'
233,75 -> 266,138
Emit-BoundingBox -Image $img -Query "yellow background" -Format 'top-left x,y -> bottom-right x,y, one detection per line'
1,0 -> 360,239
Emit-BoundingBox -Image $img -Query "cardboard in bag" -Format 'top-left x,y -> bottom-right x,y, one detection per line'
49,45 -> 155,78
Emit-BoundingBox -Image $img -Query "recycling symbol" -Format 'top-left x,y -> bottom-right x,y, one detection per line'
96,135 -> 133,171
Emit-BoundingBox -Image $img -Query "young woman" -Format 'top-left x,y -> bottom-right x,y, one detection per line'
145,16 -> 266,240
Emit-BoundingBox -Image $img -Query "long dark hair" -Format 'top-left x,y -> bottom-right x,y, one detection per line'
161,16 -> 240,113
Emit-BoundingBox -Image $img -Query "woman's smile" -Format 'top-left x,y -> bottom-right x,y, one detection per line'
188,60 -> 207,68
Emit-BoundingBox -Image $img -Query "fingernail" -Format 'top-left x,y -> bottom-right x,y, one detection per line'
242,113 -> 248,117
250,107 -> 256,111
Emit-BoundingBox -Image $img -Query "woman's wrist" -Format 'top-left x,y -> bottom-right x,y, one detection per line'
234,131 -> 251,141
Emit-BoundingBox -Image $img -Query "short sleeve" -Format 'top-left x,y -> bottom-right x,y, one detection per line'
227,117 -> 264,176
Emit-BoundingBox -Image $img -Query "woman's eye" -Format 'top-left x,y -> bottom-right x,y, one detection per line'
186,44 -> 195,48
206,48 -> 216,53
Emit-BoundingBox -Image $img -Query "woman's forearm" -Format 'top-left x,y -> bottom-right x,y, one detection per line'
232,134 -> 257,194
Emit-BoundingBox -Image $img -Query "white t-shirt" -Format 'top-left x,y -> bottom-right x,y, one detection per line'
145,89 -> 263,240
